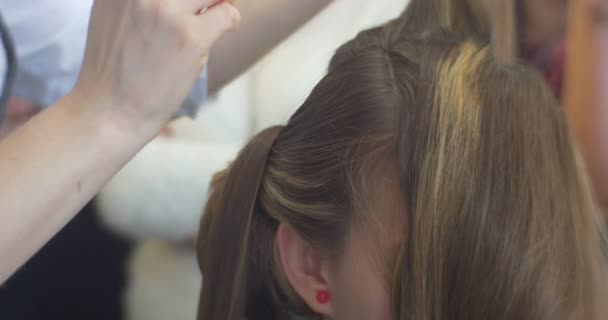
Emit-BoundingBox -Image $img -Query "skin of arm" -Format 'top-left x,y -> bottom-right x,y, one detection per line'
208,0 -> 333,93
564,0 -> 608,208
0,93 -> 151,282
0,0 -> 240,283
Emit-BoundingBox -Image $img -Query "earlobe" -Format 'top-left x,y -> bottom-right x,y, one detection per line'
276,223 -> 333,317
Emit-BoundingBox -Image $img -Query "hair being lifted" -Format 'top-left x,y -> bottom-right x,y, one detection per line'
197,1 -> 608,319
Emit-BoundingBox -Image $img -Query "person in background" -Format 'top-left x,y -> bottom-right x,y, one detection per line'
0,0 -> 335,319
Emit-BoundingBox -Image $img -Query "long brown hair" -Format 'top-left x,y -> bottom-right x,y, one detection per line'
197,20 -> 607,320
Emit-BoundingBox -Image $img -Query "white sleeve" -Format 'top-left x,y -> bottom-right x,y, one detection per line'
0,0 -> 92,107
0,0 -> 208,113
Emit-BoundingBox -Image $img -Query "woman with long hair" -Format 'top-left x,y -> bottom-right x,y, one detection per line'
196,17 -> 608,320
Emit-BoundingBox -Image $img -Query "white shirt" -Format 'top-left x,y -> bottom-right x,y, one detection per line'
0,0 -> 207,117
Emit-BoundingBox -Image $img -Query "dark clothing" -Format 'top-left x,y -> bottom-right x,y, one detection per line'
0,202 -> 132,320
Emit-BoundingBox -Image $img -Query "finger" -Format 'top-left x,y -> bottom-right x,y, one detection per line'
192,2 -> 241,49
192,0 -> 228,14
172,0 -> 219,14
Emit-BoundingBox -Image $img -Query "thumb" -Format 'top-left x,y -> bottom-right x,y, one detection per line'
192,2 -> 241,52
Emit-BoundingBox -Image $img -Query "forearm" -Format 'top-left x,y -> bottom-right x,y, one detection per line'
208,0 -> 332,93
0,93 -> 157,282
564,0 -> 608,206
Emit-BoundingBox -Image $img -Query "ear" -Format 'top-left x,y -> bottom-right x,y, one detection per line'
276,223 -> 334,317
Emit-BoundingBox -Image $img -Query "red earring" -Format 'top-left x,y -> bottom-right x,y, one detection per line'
316,290 -> 331,304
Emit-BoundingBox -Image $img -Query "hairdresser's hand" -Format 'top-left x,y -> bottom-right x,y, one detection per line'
73,0 -> 241,139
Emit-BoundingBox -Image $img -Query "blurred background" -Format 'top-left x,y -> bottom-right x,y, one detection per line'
0,0 -> 581,319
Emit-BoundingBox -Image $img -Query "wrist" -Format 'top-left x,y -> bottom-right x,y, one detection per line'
60,91 -> 159,157
65,88 -> 167,146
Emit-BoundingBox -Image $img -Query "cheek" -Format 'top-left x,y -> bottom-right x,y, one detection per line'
331,258 -> 392,320
329,244 -> 392,320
